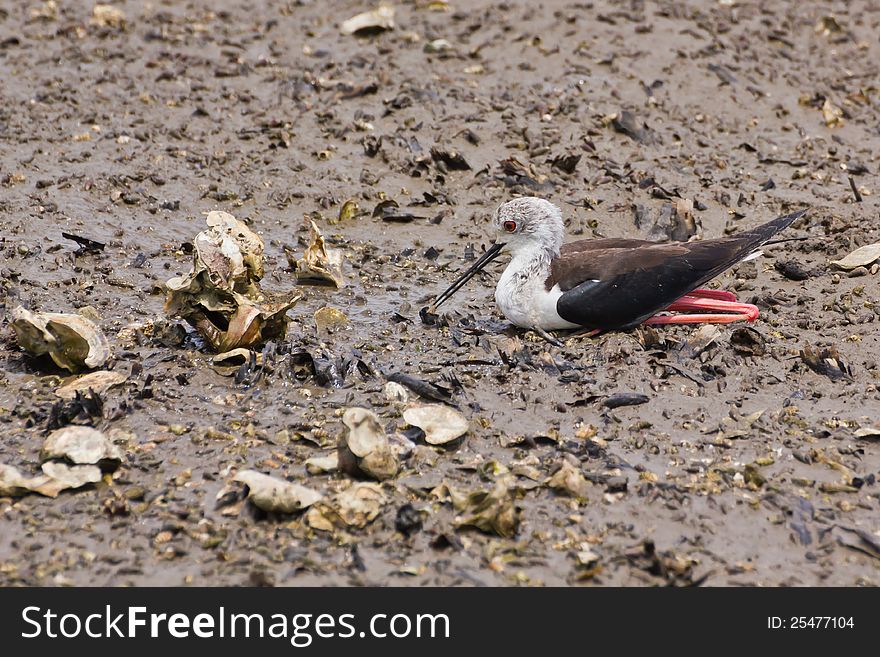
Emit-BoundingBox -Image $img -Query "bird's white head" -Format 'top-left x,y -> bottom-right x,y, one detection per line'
493,197 -> 565,258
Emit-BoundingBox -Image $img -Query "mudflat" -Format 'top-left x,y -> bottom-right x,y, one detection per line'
0,0 -> 878,586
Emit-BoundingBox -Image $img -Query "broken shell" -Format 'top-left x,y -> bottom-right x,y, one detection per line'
854,426 -> 880,439
403,404 -> 468,445
547,459 -> 589,498
682,324 -> 721,359
305,453 -> 339,475
11,306 -> 110,372
821,99 -> 844,127
0,461 -> 101,497
40,462 -> 103,490
55,370 -> 127,399
815,15 -> 845,36
90,4 -> 126,29
165,211 -> 299,352
234,470 -> 322,513
0,463 -> 55,497
166,213 -> 262,299
338,407 -> 398,481
336,482 -> 386,527
0,461 -> 101,498
314,306 -> 349,333
292,220 -> 345,288
210,348 -> 260,376
41,426 -> 123,470
222,296 -> 299,352
204,210 -> 265,283
830,242 -> 880,270
342,408 -> 386,457
800,344 -> 852,380
356,448 -> 399,481
337,199 -> 360,223
340,5 -> 395,36
455,476 -> 520,538
383,381 -> 409,403
730,327 -> 765,356
307,482 -> 386,531
424,38 -> 453,53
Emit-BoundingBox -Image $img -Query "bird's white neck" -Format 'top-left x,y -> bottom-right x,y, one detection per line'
494,244 -> 564,329
501,242 -> 555,286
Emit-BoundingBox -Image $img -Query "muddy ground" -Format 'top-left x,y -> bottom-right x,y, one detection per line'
0,0 -> 878,587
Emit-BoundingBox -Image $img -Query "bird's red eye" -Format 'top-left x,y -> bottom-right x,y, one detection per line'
503,220 -> 517,233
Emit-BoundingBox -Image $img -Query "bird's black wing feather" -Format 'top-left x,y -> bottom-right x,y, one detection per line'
554,209 -> 806,329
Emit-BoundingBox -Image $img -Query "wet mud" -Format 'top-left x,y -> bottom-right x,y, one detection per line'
0,0 -> 878,586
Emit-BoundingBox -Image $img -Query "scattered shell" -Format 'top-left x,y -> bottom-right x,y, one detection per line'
233,470 -> 322,513
730,327 -> 765,356
335,482 -> 386,527
383,381 -> 409,403
117,318 -> 186,349
854,426 -> 880,439
424,38 -> 453,53
292,220 -> 345,287
340,5 -> 395,36
305,453 -> 339,475
774,259 -> 815,281
648,199 -> 698,242
342,408 -> 386,457
403,405 -> 468,445
165,211 -> 300,351
430,147 -> 471,171
11,306 -> 111,372
219,299 -> 297,352
547,460 -> 589,498
551,153 -> 582,174
682,324 -> 721,358
821,99 -> 844,127
455,476 -> 520,538
306,482 -> 386,530
609,110 -> 656,145
338,407 -> 398,481
41,426 -> 123,470
576,546 -> 600,569
210,349 -> 260,376
337,199 -> 360,223
30,0 -> 58,22
0,463 -> 56,497
0,461 -> 100,498
40,462 -> 103,490
830,243 -> 880,270
832,526 -> 880,560
314,306 -> 349,333
800,345 -> 852,380
202,210 -> 266,286
815,15 -> 845,37
90,4 -> 126,29
55,370 -> 127,399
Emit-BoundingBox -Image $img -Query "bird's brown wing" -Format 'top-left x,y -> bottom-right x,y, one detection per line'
551,209 -> 806,330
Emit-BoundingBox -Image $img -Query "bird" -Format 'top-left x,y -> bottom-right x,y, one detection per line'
428,197 -> 806,339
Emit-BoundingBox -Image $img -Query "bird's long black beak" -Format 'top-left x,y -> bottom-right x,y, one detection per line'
430,242 -> 505,311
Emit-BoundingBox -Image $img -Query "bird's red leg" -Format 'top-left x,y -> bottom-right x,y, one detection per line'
644,293 -> 759,326
665,296 -> 759,320
686,288 -> 738,302
644,312 -> 753,325
568,327 -> 602,339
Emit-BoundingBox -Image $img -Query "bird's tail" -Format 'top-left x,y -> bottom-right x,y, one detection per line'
743,208 -> 808,245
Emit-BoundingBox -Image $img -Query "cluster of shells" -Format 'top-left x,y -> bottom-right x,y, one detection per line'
4,210 -> 345,501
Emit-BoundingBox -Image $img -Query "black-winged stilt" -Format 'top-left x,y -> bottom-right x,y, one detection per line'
429,197 -> 806,338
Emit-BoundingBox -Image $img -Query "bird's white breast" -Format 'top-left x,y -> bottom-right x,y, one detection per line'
494,257 -> 580,330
